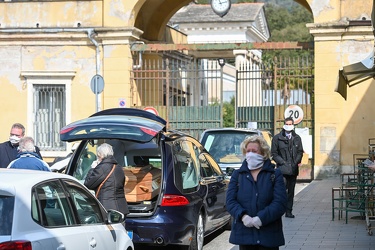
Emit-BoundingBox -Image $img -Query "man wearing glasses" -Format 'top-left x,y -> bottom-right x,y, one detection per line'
0,123 -> 42,168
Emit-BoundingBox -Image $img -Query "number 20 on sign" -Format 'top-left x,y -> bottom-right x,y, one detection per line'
284,105 -> 304,124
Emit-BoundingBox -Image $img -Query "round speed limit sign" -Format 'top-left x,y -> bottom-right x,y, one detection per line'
284,105 -> 304,124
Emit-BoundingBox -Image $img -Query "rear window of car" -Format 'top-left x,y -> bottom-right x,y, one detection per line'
0,195 -> 15,235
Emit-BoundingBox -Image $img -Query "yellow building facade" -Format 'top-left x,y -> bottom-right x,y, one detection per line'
0,0 -> 374,179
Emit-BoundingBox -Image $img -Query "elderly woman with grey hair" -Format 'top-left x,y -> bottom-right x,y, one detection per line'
84,143 -> 129,217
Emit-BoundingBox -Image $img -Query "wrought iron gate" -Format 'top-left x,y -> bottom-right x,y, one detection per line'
236,55 -> 314,180
236,56 -> 314,133
130,55 -> 223,139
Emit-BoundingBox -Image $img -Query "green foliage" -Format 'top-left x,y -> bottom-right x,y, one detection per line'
265,3 -> 313,42
223,96 -> 235,127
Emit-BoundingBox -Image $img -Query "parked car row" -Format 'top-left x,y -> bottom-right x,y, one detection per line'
1,108 -> 272,250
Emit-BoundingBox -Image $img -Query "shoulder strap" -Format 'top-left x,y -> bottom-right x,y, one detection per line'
96,164 -> 116,198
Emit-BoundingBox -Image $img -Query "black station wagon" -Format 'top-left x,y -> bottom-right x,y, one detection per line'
60,108 -> 230,250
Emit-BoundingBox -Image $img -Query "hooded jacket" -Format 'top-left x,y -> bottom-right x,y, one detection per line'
271,129 -> 304,176
84,155 -> 129,216
226,159 -> 287,247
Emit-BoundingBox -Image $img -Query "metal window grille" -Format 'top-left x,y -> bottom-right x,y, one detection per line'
33,84 -> 66,151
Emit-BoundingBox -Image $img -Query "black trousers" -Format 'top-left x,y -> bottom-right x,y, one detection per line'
239,245 -> 279,250
283,174 -> 297,213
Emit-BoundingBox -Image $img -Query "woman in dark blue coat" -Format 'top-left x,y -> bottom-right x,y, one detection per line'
226,135 -> 287,250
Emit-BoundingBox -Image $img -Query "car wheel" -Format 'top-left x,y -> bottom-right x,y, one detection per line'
188,212 -> 204,250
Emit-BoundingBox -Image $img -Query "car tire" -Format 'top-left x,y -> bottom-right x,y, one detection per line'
188,212 -> 204,250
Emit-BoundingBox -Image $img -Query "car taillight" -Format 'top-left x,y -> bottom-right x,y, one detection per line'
161,195 -> 189,206
0,241 -> 32,250
140,127 -> 157,136
60,126 -> 75,135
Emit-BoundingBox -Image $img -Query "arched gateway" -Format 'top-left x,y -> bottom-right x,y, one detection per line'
128,0 -> 375,179
0,0 -> 373,180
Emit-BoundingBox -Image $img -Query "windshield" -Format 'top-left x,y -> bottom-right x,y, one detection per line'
201,131 -> 258,164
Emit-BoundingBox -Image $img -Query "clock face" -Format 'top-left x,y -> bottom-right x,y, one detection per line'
211,0 -> 231,17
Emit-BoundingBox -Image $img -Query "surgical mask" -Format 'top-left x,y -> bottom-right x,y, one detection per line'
245,152 -> 264,170
9,135 -> 21,145
283,125 -> 294,132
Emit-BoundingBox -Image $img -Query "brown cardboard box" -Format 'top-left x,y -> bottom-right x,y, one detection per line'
123,165 -> 161,202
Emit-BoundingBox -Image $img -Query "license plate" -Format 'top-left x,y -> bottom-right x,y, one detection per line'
127,230 -> 133,240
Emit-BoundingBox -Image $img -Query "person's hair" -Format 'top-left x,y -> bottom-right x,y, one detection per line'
18,136 -> 35,153
96,143 -> 114,159
284,117 -> 294,124
11,123 -> 25,136
240,135 -> 270,159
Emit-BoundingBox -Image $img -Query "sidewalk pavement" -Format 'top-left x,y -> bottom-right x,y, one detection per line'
281,177 -> 374,250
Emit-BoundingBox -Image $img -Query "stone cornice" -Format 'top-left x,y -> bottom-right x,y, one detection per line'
0,27 -> 143,45
307,21 -> 373,41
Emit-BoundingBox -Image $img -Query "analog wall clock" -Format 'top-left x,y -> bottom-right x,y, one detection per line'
211,0 -> 231,18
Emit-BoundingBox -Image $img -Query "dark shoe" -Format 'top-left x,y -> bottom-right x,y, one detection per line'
285,213 -> 295,218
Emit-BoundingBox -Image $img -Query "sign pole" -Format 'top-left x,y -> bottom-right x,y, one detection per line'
95,76 -> 98,112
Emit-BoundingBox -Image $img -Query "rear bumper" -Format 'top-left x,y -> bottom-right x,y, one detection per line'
125,215 -> 195,246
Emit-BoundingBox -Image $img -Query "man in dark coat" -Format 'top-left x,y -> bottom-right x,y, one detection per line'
0,123 -> 42,168
271,117 -> 304,218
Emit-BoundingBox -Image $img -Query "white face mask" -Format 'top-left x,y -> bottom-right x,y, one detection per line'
9,135 -> 21,145
283,124 -> 294,132
245,152 -> 264,170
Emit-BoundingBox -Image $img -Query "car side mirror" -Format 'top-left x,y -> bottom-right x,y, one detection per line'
226,167 -> 235,176
106,209 -> 125,224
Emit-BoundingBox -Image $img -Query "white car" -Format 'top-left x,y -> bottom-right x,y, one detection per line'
0,169 -> 134,250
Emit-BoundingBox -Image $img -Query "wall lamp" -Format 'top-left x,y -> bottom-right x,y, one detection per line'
217,58 -> 226,67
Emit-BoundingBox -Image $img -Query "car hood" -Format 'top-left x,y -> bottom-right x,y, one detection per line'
60,108 -> 167,143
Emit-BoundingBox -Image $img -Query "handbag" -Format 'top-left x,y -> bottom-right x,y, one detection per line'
95,164 -> 116,198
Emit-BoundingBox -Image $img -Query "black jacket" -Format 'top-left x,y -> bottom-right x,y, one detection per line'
271,129 -> 303,176
84,156 -> 129,216
0,141 -> 42,168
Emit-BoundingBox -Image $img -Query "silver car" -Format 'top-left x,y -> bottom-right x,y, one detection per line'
0,169 -> 134,250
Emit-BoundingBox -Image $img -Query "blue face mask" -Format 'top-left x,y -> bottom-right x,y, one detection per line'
245,152 -> 264,170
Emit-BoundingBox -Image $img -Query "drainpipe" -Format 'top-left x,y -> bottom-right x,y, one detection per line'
130,41 -> 144,69
87,29 -> 102,112
87,29 -> 100,76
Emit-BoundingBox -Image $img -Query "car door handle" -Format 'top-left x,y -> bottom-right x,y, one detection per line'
57,243 -> 66,250
90,238 -> 97,248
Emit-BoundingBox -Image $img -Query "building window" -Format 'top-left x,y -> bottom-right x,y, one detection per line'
21,71 -> 75,157
34,84 -> 65,151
